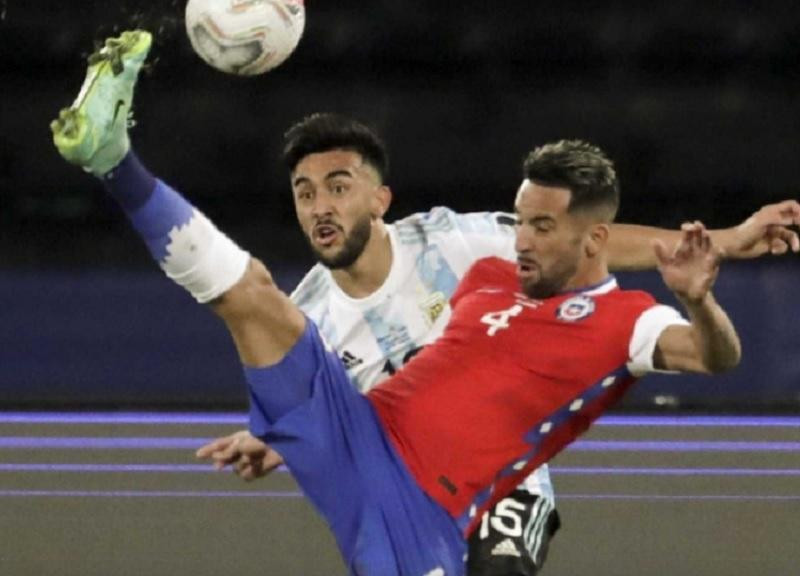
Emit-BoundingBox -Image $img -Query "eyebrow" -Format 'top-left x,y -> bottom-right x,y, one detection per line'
514,211 -> 556,225
292,169 -> 354,188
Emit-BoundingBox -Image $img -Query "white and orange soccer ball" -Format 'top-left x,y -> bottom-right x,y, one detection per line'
185,0 -> 305,75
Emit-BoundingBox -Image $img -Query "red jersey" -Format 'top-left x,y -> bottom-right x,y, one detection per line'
368,257 -> 674,536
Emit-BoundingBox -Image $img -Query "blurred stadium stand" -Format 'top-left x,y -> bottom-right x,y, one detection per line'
0,1 -> 797,409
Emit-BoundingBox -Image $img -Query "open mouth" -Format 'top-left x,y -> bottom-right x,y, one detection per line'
313,223 -> 341,247
517,259 -> 540,278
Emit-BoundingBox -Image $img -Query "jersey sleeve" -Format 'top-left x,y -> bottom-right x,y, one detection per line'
627,304 -> 690,377
449,210 -> 517,261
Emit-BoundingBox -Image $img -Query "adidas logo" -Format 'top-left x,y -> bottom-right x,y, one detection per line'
491,538 -> 521,558
340,350 -> 364,370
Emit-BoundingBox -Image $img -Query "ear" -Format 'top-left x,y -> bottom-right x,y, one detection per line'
585,223 -> 610,257
371,185 -> 392,219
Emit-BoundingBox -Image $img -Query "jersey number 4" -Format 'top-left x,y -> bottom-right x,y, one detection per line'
481,304 -> 523,336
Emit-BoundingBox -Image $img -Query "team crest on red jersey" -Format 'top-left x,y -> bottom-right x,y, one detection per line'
556,295 -> 596,322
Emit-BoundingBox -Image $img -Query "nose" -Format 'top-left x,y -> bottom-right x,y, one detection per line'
310,190 -> 334,219
514,226 -> 534,255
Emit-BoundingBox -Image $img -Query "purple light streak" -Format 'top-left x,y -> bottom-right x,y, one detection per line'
1,437 -> 798,452
0,437 -> 210,449
595,415 -> 800,428
0,463 -> 214,473
551,466 -> 800,477
0,412 -> 247,425
1,463 -> 799,477
557,494 -> 800,502
0,489 -> 301,499
1,412 -> 799,427
0,490 -> 797,503
571,440 -> 800,452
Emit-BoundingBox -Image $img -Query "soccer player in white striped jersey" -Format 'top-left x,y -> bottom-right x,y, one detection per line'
199,113 -> 800,576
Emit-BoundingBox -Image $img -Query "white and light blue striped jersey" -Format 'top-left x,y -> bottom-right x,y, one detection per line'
290,206 -> 553,500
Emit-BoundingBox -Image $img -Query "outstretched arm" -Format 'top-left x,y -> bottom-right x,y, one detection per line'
608,200 -> 800,270
651,223 -> 741,374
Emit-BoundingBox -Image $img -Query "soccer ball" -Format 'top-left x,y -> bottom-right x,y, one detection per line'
185,0 -> 305,76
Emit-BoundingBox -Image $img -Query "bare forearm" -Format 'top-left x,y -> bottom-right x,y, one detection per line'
609,217 -> 794,271
608,224 -> 682,271
681,293 -> 741,373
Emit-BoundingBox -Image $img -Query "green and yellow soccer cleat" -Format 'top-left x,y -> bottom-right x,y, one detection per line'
50,30 -> 152,176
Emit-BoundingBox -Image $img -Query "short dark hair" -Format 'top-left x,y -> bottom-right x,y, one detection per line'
282,113 -> 389,181
523,140 -> 619,222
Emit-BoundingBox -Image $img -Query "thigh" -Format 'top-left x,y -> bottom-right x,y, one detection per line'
466,490 -> 560,576
247,321 -> 466,575
247,321 -> 373,554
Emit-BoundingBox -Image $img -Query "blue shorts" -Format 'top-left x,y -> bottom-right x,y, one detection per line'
247,320 -> 466,576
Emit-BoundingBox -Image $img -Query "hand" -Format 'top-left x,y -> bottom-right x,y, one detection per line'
726,200 -> 800,257
655,221 -> 724,304
195,430 -> 284,481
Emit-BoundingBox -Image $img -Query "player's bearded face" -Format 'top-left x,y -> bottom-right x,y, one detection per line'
514,182 -> 584,299
518,241 -> 581,299
292,150 -> 381,270
306,211 -> 372,269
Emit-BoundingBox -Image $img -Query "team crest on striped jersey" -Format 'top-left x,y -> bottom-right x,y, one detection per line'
556,295 -> 595,322
419,290 -> 447,325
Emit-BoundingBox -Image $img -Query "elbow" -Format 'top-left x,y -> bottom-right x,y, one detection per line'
705,356 -> 740,375
704,340 -> 742,374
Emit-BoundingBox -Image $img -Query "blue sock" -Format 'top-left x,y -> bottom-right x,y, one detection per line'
103,150 -> 157,212
102,150 -> 194,262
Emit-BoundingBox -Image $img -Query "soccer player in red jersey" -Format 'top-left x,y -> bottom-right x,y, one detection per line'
236,140 -> 740,575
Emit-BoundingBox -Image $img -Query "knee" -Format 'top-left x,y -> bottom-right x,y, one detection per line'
212,259 -> 283,320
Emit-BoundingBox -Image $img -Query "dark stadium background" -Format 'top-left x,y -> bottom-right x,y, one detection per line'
1,0 -> 798,410
1,4 -> 799,576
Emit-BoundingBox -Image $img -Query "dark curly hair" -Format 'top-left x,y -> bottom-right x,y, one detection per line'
282,113 -> 389,181
523,140 -> 619,222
